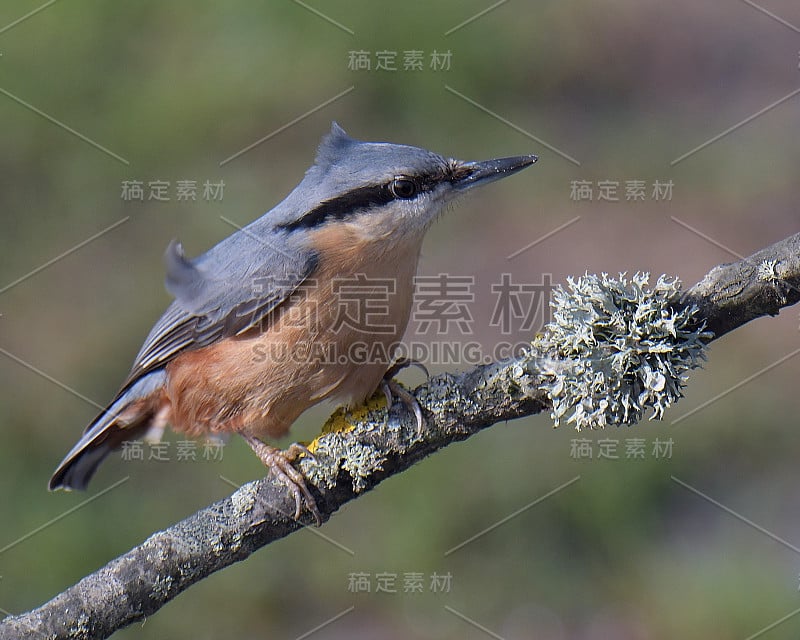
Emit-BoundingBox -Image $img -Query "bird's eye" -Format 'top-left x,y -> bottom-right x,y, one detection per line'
389,177 -> 417,199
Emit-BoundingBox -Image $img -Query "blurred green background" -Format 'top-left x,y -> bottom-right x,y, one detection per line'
1,1 -> 799,638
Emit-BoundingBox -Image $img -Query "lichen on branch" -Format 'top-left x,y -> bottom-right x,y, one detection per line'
535,272 -> 711,429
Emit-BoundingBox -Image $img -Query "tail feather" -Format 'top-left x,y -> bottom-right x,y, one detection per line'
49,440 -> 117,491
49,371 -> 166,491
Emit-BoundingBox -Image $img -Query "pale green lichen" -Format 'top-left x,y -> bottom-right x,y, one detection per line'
536,272 -> 711,430
69,611 -> 90,637
230,482 -> 258,519
151,574 -> 174,600
338,441 -> 386,492
757,259 -> 780,281
301,392 -> 395,492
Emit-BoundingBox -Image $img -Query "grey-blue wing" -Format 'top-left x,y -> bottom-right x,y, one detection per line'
120,237 -> 317,391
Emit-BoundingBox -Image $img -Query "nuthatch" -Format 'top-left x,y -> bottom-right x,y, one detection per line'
49,123 -> 537,521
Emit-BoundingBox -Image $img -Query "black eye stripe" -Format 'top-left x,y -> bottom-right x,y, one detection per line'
278,174 -> 445,231
277,184 -> 392,231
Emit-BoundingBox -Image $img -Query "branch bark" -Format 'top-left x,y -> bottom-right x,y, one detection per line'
2,232 -> 799,640
679,232 -> 800,338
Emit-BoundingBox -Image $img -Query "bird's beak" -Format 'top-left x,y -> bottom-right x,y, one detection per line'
452,154 -> 538,191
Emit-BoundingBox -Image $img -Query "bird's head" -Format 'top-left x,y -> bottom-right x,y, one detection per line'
272,123 -> 537,242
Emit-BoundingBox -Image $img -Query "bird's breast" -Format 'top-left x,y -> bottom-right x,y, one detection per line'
165,223 -> 424,438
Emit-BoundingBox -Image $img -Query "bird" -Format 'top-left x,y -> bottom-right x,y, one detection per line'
49,123 -> 537,522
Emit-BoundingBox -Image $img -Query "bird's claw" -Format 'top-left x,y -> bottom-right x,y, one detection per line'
243,435 -> 321,525
384,357 -> 430,381
381,359 -> 426,433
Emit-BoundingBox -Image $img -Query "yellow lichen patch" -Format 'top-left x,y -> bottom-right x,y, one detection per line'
307,392 -> 388,454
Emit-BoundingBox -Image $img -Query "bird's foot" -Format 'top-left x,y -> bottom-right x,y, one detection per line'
380,358 -> 428,433
384,356 -> 429,381
242,435 -> 321,525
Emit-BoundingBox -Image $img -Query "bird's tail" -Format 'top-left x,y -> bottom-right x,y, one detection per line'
49,371 -> 167,491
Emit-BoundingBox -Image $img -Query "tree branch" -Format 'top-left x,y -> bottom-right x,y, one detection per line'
2,232 -> 798,640
680,232 -> 800,338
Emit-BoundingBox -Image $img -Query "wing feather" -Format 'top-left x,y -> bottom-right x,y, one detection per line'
119,237 -> 317,391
